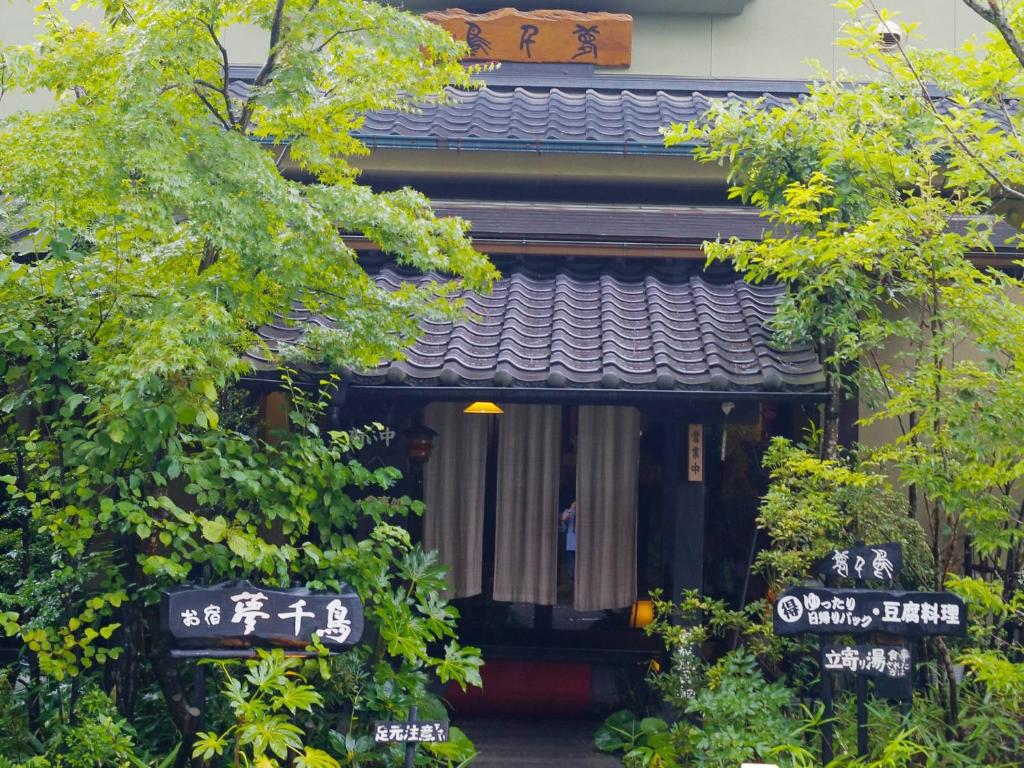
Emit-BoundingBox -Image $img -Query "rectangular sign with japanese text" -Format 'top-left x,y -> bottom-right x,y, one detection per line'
773,587 -> 966,637
162,581 -> 363,650
823,645 -> 912,679
424,8 -> 632,67
373,721 -> 449,744
688,424 -> 703,482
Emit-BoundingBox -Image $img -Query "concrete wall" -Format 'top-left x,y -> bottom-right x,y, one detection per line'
0,0 -> 998,117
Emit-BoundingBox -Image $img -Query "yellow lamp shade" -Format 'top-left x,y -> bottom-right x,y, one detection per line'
630,599 -> 654,629
463,401 -> 504,415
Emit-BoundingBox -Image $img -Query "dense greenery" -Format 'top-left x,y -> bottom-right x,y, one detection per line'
598,1 -> 1024,765
0,1 -> 493,765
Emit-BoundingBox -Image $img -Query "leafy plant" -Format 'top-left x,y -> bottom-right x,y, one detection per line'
0,0 -> 493,760
594,710 -> 677,768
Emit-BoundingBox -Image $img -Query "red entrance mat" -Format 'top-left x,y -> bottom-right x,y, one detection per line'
445,660 -> 591,717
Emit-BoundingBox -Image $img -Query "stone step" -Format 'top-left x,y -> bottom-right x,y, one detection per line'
459,718 -> 621,767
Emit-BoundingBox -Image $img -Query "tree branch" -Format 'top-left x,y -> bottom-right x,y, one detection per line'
317,27 -> 368,53
201,21 -> 236,129
240,0 -> 287,132
191,87 -> 232,131
866,1 -> 1024,201
961,0 -> 1024,70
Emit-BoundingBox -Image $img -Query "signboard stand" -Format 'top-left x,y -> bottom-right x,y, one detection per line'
854,572 -> 867,759
774,543 -> 966,763
162,580 -> 367,759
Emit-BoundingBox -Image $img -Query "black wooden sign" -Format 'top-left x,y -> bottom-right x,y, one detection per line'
373,721 -> 449,744
811,543 -> 902,583
773,587 -> 966,637
162,581 -> 364,650
823,645 -> 912,680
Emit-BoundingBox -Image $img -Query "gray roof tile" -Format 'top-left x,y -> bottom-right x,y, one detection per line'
249,263 -> 825,393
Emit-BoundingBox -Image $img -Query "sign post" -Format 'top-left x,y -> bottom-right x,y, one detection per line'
773,544 -> 966,762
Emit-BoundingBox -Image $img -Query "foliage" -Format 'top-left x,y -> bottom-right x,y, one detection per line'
0,0 -> 492,763
594,710 -> 677,768
0,681 -> 179,768
597,651 -> 816,768
757,438 -> 934,591
675,650 -> 814,768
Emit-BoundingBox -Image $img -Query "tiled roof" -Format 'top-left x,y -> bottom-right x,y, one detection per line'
358,83 -> 798,151
250,262 -> 825,393
228,69 -> 808,153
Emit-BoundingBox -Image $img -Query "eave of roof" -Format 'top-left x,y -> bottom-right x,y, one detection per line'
248,261 -> 828,397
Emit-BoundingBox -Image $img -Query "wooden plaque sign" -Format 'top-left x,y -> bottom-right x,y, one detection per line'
772,587 -> 966,637
424,8 -> 633,67
162,581 -> 364,651
687,424 -> 703,482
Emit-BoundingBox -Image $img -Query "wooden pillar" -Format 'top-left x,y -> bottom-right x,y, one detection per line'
661,418 -> 680,599
674,479 -> 705,600
662,417 -> 705,602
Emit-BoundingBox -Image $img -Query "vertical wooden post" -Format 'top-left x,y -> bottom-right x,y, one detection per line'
404,706 -> 418,768
855,569 -> 869,758
674,423 -> 705,601
820,636 -> 834,764
661,419 -> 679,599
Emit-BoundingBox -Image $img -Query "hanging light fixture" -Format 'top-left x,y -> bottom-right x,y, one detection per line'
629,599 -> 654,629
463,401 -> 504,415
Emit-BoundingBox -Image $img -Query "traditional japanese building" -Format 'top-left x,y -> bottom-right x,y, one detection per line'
241,1 -> 991,715
2,0 -> 994,716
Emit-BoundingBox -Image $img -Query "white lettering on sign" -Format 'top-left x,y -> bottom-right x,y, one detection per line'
823,645 -> 911,679
316,599 -> 353,644
277,599 -> 315,636
230,591 -> 270,635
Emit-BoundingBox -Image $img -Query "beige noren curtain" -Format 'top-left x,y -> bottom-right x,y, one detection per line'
575,405 -> 641,611
423,403 -> 488,598
493,404 -> 562,605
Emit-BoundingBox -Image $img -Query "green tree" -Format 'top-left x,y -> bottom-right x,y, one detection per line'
0,0 -> 492,763
666,0 -> 1024,745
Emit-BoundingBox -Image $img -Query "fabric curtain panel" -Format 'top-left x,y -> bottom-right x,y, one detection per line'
423,403 -> 489,598
574,405 -> 641,611
493,404 -> 562,605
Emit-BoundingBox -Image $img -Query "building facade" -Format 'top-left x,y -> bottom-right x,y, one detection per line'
0,0 -> 993,714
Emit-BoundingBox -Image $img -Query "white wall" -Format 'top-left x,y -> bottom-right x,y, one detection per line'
0,0 -> 999,115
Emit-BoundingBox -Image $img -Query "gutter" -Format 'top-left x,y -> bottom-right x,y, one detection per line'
343,385 -> 830,405
239,376 -> 829,404
355,134 -> 700,157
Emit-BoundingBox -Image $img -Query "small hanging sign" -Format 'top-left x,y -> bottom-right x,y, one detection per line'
162,581 -> 364,651
688,424 -> 703,482
424,8 -> 633,67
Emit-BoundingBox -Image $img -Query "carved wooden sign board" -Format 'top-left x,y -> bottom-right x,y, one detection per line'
162,581 -> 364,651
424,8 -> 633,67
